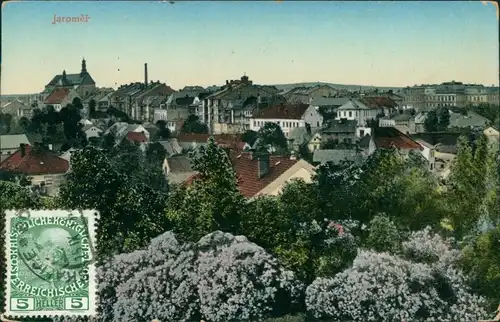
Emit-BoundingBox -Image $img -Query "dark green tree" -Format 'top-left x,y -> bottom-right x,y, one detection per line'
72,97 -> 84,110
18,116 -> 31,132
57,146 -> 170,257
146,142 -> 167,165
424,110 -> 439,132
101,132 -> 116,151
256,122 -> 288,153
89,99 -> 97,118
437,107 -> 450,130
460,225 -> 500,311
0,112 -> 13,134
181,115 -> 209,134
167,137 -> 245,241
155,120 -> 171,139
447,135 -> 484,237
241,130 -> 258,146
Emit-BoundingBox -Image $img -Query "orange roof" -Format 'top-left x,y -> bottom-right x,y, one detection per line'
186,151 -> 299,198
44,88 -> 71,104
373,127 -> 423,150
126,131 -> 148,143
0,145 -> 69,175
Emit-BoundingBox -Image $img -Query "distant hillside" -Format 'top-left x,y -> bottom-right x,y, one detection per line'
0,94 -> 37,100
268,82 -> 403,92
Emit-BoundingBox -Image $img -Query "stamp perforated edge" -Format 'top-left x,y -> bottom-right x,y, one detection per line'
2,209 -> 99,318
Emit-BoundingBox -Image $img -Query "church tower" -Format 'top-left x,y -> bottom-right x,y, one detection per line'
81,58 -> 87,75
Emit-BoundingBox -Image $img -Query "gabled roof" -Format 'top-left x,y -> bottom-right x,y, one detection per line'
82,124 -> 102,132
449,111 -> 491,128
125,131 -> 148,143
410,132 -> 463,147
415,139 -> 435,149
44,88 -> 71,104
155,139 -> 183,156
0,145 -> 69,175
373,127 -> 423,150
166,156 -> 193,173
310,97 -> 350,107
0,134 -> 31,150
252,103 -> 310,120
47,72 -> 95,87
362,96 -> 398,109
186,152 -> 304,198
233,153 -> 301,198
336,100 -> 370,111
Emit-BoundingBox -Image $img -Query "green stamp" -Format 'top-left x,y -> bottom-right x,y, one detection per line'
3,210 -> 98,318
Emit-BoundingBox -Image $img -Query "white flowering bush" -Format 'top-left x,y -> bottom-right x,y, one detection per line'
306,228 -> 488,321
57,230 -> 303,322
113,249 -> 199,322
402,226 -> 459,266
196,231 -> 304,321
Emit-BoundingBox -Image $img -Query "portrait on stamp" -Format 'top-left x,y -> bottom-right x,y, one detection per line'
3,210 -> 97,318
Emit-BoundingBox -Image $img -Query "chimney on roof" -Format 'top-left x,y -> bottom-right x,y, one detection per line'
257,153 -> 270,179
20,144 -> 26,157
144,63 -> 148,86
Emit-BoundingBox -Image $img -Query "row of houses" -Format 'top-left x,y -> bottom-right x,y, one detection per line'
401,81 -> 500,111
2,119 -> 498,199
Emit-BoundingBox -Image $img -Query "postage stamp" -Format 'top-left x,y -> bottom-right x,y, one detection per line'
3,210 -> 98,318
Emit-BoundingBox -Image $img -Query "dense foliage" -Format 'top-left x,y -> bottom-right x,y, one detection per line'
1,127 -> 499,320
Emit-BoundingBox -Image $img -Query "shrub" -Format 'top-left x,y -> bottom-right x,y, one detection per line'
56,231 -> 303,322
306,229 -> 488,322
195,231 -> 304,321
365,214 -> 402,253
113,249 -> 199,322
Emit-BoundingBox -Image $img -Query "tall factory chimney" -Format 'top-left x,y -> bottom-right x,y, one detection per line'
144,63 -> 148,86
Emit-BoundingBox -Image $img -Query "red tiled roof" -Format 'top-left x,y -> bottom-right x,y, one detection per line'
44,88 -> 71,104
126,131 -> 148,143
373,127 -> 423,150
252,103 -> 310,120
186,152 -> 299,198
0,145 -> 69,175
361,97 -> 398,109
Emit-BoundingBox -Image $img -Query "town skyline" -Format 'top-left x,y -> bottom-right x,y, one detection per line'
2,1 -> 499,95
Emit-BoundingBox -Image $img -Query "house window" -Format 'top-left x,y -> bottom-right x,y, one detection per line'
349,111 -> 352,117
360,129 -> 365,137
317,121 -> 320,127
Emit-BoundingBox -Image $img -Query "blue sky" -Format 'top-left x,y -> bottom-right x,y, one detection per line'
1,1 -> 498,94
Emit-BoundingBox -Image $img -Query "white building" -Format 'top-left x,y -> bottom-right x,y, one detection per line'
335,99 -> 383,137
415,139 -> 436,171
83,124 -> 103,139
250,104 -> 323,137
